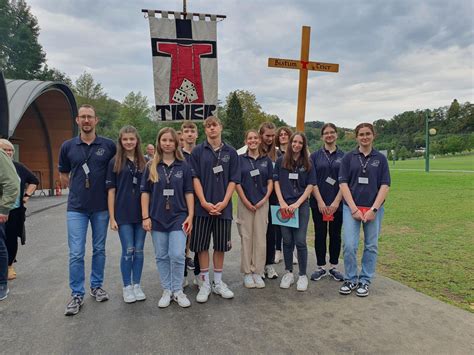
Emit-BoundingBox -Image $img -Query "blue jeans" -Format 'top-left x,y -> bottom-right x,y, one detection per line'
342,204 -> 385,285
118,223 -> 147,286
280,202 -> 310,276
67,210 -> 109,296
151,230 -> 187,293
0,223 -> 7,286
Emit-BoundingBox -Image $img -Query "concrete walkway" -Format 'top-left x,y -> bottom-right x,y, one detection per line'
1,200 -> 473,354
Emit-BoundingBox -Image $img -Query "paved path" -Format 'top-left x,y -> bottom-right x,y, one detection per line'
1,199 -> 473,354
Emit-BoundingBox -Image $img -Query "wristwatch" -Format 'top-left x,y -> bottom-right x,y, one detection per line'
371,207 -> 378,213
24,193 -> 32,198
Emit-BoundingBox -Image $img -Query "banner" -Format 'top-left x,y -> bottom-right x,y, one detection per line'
148,14 -> 218,121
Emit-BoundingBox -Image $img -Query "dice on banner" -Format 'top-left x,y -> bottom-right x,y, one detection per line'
172,89 -> 187,104
179,78 -> 195,92
185,87 -> 199,102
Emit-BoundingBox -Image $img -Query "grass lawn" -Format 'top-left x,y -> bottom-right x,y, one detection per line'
390,154 -> 474,171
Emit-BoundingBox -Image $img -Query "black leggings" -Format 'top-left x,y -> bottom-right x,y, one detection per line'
5,208 -> 24,266
311,207 -> 342,266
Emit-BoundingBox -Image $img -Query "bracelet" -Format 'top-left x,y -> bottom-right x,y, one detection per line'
351,209 -> 358,215
24,193 -> 31,198
142,216 -> 150,221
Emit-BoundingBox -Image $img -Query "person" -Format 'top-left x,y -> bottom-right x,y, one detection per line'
58,104 -> 116,316
176,130 -> 185,149
190,116 -> 240,303
338,123 -> 390,297
0,140 -> 39,280
180,121 -> 199,283
106,126 -> 147,303
141,127 -> 194,308
274,126 -> 293,263
235,130 -> 273,289
258,122 -> 280,279
144,144 -> 155,162
309,124 -> 345,282
274,132 -> 316,292
0,147 -> 20,301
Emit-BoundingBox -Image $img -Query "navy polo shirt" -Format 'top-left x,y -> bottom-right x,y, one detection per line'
238,153 -> 273,205
182,149 -> 192,164
273,156 -> 317,205
141,159 -> 193,232
58,136 -> 116,212
190,141 -> 240,220
106,158 -> 143,225
309,147 -> 345,209
338,148 -> 391,207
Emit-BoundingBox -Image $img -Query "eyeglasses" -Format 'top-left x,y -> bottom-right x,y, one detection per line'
78,115 -> 95,120
322,131 -> 336,136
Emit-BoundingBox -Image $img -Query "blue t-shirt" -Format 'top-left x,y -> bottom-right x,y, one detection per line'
338,148 -> 391,207
190,141 -> 240,220
309,147 -> 345,209
237,153 -> 273,206
58,136 -> 116,212
273,156 -> 317,205
106,158 -> 143,225
141,159 -> 193,232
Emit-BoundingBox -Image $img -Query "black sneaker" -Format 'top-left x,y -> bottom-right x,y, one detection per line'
339,281 -> 357,295
356,283 -> 369,297
329,268 -> 344,281
90,287 -> 109,302
64,295 -> 84,316
310,268 -> 327,281
186,257 -> 195,270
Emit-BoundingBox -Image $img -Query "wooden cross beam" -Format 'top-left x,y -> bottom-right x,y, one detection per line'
268,26 -> 339,132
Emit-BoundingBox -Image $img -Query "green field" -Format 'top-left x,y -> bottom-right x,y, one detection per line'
390,154 -> 474,171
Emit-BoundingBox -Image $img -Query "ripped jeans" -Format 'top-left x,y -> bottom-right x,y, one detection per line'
118,223 -> 147,286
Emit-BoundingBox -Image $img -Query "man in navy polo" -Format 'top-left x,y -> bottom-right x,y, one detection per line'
190,116 -> 240,303
59,104 -> 116,316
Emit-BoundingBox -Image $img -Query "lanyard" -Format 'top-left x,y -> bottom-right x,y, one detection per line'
127,159 -> 137,177
80,144 -> 95,164
247,155 -> 260,188
358,154 -> 371,174
210,143 -> 224,167
161,164 -> 174,187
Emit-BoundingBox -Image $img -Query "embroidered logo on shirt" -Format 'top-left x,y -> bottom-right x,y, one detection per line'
335,158 -> 342,163
221,154 -> 230,163
260,160 -> 268,168
299,166 -> 306,172
174,170 -> 183,179
371,160 -> 380,167
96,148 -> 106,156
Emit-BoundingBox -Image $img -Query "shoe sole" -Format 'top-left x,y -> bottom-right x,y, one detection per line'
255,283 -> 265,289
174,299 -> 191,308
244,283 -> 256,289
212,291 -> 234,299
124,299 -> 136,303
280,283 -> 294,289
196,296 -> 210,303
0,289 -> 9,301
158,303 -> 170,308
310,273 -> 327,281
135,296 -> 146,301
265,273 -> 278,279
356,292 -> 369,297
296,287 -> 307,292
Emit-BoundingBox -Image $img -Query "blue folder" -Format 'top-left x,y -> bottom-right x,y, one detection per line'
270,205 -> 299,229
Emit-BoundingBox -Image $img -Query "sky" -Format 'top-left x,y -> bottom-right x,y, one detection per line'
28,0 -> 473,128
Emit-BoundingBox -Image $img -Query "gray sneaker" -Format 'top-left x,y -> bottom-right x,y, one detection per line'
329,268 -> 344,281
90,287 -> 109,302
64,295 -> 84,316
0,284 -> 9,301
310,268 -> 327,281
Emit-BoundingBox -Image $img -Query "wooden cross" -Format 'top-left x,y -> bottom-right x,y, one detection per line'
268,26 -> 339,132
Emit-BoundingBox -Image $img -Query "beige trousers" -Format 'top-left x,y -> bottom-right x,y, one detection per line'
236,198 -> 268,275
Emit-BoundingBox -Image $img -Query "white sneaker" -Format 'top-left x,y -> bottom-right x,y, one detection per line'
173,291 -> 191,308
296,275 -> 308,292
264,265 -> 278,279
123,285 -> 136,303
193,275 -> 203,287
253,273 -> 266,289
280,272 -> 295,289
158,289 -> 172,308
244,274 -> 256,288
293,251 -> 298,265
275,250 -> 282,264
183,277 -> 189,288
196,283 -> 211,303
133,284 -> 146,301
212,281 -> 234,299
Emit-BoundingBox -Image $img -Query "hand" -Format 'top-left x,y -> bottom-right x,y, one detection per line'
110,219 -> 118,231
0,214 -> 8,223
363,210 -> 376,223
279,202 -> 289,213
254,199 -> 266,210
328,202 -> 340,215
351,209 -> 364,221
182,216 -> 193,236
318,204 -> 328,215
214,201 -> 228,213
202,201 -> 217,213
142,218 -> 152,232
288,203 -> 299,214
22,196 -> 30,205
244,201 -> 256,212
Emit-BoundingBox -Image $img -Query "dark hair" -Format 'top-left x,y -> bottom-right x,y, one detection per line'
355,123 -> 375,136
321,123 -> 337,136
258,122 -> 277,161
282,132 -> 311,172
113,125 -> 146,173
275,126 -> 293,149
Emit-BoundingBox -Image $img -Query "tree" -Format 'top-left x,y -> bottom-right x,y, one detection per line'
0,0 -> 46,79
223,92 -> 245,148
73,72 -> 106,101
447,99 -> 460,121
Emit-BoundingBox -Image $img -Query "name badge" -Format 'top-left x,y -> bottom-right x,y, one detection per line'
289,173 -> 299,180
272,162 -> 275,168
358,177 -> 369,185
250,169 -> 260,177
213,165 -> 223,174
82,163 -> 90,175
132,177 -> 138,185
325,177 -> 336,186
163,189 -> 174,196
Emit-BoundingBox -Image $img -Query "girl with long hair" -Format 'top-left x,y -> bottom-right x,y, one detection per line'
273,132 -> 316,292
141,127 -> 194,308
235,130 -> 273,289
106,126 -> 147,303
338,123 -> 390,297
